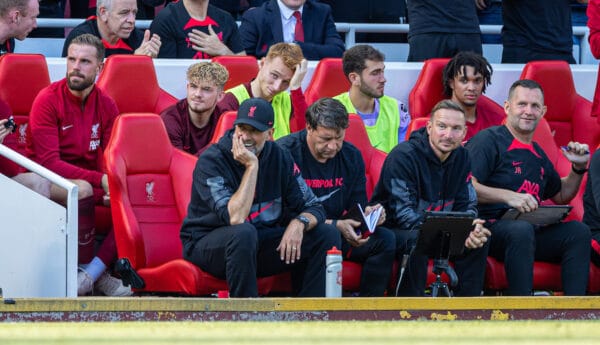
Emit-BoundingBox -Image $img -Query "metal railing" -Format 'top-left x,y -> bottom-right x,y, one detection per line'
36,18 -> 592,64
0,144 -> 78,297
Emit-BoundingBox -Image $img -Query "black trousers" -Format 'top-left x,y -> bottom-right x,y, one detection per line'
488,220 -> 590,296
341,226 -> 396,296
592,230 -> 600,267
392,229 -> 489,296
186,223 -> 340,297
407,33 -> 483,62
501,45 -> 576,64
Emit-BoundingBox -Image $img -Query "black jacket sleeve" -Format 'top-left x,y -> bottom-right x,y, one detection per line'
372,149 -> 423,230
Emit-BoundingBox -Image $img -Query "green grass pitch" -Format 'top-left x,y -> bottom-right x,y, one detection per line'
1,321 -> 600,345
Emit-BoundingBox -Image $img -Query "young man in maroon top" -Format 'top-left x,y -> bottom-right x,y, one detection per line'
27,34 -> 131,296
161,61 -> 229,155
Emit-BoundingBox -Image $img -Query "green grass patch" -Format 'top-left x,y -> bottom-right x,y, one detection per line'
1,321 -> 600,344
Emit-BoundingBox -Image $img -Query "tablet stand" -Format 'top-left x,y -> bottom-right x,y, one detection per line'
429,232 -> 458,297
413,212 -> 473,297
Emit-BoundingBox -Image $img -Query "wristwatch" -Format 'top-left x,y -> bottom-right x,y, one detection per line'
572,164 -> 588,175
295,214 -> 310,232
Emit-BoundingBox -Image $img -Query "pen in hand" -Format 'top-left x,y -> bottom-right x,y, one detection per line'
560,146 -> 590,155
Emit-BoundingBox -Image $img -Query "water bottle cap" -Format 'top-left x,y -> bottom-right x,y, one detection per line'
327,246 -> 341,255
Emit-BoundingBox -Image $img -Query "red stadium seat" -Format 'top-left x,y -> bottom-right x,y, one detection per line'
97,55 -> 177,114
304,58 -> 349,105
408,58 -> 449,119
0,53 -> 51,156
519,60 -> 600,153
105,113 -> 272,295
211,55 -> 259,91
210,111 -> 237,144
531,117 -> 586,221
485,256 -> 600,295
345,114 -> 387,199
404,117 -> 430,141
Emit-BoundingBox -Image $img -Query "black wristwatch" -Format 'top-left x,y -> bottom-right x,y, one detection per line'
572,164 -> 588,175
295,214 -> 310,232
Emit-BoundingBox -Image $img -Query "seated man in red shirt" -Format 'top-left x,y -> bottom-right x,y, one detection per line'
442,51 -> 504,142
28,34 -> 131,296
161,61 -> 229,155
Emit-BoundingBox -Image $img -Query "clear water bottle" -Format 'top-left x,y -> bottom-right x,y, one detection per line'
326,246 -> 342,298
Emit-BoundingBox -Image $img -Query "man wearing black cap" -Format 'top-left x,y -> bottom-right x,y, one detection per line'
180,98 -> 340,297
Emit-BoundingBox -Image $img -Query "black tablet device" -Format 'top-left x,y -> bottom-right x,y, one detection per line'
500,205 -> 572,226
414,211 -> 475,258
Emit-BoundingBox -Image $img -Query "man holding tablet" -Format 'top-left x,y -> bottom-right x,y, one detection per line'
372,99 -> 490,297
466,79 -> 591,296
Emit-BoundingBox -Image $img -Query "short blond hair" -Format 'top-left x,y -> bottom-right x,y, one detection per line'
186,62 -> 229,90
265,43 -> 304,71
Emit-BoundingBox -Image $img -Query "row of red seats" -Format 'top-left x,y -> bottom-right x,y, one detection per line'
4,53 -> 593,225
3,54 -> 598,155
1,53 -> 599,295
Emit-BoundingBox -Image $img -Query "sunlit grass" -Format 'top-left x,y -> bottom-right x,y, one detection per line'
1,321 -> 600,345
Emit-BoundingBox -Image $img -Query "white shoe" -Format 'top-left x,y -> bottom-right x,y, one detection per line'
95,272 -> 133,296
77,268 -> 94,296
